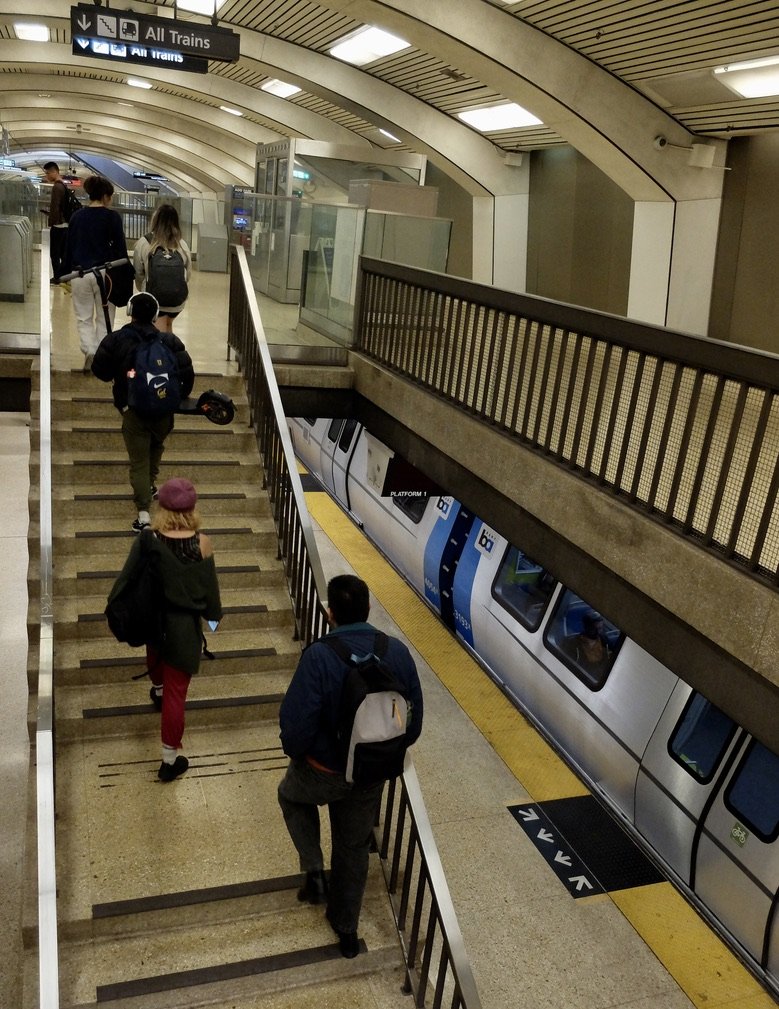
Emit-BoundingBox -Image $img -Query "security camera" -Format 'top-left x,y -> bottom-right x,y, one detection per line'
653,135 -> 668,151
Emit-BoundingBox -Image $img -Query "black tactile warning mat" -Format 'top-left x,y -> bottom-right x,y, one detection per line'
540,794 -> 663,891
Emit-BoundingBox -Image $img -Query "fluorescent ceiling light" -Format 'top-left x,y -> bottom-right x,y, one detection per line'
260,79 -> 301,98
714,55 -> 779,97
176,0 -> 228,14
15,23 -> 49,42
458,102 -> 542,131
329,26 -> 410,66
379,128 -> 401,143
220,105 -> 243,116
118,101 -> 134,107
127,78 -> 153,90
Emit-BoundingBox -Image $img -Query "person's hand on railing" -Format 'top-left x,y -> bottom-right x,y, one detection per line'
58,257 -> 130,284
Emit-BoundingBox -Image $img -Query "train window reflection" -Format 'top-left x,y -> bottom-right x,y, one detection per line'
669,693 -> 736,783
492,546 -> 557,632
543,590 -> 623,690
303,417 -> 316,426
326,419 -> 342,442
391,494 -> 429,523
724,741 -> 779,843
338,419 -> 358,452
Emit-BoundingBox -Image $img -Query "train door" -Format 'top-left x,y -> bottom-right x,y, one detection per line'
635,686 -> 742,881
693,738 -> 779,980
421,498 -> 473,627
318,418 -> 343,496
331,418 -> 359,508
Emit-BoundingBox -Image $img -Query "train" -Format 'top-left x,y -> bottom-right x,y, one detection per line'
288,415 -> 779,997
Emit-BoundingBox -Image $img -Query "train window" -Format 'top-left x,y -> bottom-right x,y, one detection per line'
668,693 -> 736,783
326,419 -> 343,442
303,417 -> 316,426
491,545 -> 557,632
338,418 -> 358,452
543,590 -> 624,690
724,740 -> 779,843
391,494 -> 429,523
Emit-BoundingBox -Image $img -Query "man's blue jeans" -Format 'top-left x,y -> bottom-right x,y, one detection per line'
278,758 -> 383,934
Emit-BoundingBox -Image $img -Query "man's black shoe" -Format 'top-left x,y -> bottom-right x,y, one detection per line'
297,869 -> 328,905
325,907 -> 360,959
149,687 -> 162,711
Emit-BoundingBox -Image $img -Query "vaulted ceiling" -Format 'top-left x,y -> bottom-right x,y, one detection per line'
1,0 -> 778,195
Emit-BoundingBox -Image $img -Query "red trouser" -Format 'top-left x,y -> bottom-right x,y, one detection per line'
147,649 -> 191,749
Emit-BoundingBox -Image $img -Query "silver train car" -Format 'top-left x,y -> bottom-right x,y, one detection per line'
289,416 -> 779,996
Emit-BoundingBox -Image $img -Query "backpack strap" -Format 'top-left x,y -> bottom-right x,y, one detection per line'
321,632 -> 388,664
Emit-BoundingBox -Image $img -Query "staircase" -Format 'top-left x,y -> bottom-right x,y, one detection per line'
24,365 -> 404,1009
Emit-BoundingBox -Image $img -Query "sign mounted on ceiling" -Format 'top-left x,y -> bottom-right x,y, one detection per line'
70,4 -> 240,63
72,35 -> 208,74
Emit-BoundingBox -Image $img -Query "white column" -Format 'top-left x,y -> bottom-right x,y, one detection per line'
629,198 -> 722,335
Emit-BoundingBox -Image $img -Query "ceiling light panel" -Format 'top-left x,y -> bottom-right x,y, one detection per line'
176,0 -> 228,14
260,79 -> 302,98
329,26 -> 410,66
714,56 -> 779,98
458,103 -> 542,131
15,23 -> 49,42
127,78 -> 153,90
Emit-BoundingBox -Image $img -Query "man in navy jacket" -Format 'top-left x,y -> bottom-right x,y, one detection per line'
278,574 -> 423,958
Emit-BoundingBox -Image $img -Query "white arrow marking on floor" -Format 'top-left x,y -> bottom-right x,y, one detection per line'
537,828 -> 554,843
554,851 -> 572,866
517,808 -> 539,822
568,875 -> 593,891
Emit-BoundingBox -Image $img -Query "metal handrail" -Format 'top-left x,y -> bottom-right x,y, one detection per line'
227,245 -> 329,646
227,246 -> 481,1007
355,257 -> 779,589
378,758 -> 482,1009
36,230 -> 60,1006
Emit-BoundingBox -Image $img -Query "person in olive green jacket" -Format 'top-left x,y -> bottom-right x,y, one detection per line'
109,477 -> 222,781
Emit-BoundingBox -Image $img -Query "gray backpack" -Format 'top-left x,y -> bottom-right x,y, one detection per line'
145,235 -> 188,306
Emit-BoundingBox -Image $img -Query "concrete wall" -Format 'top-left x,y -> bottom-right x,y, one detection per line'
526,147 -> 634,315
425,163 -> 474,280
710,135 -> 779,352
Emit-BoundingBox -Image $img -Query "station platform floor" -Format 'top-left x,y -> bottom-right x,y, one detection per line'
2,265 -> 776,1008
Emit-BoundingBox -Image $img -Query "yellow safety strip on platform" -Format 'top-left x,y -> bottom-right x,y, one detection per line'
305,490 -> 771,1009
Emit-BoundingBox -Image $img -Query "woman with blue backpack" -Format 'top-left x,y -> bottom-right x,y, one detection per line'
133,203 -> 192,333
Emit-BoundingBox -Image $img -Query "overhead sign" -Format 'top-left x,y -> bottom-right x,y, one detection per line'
133,172 -> 168,182
72,36 -> 208,74
70,4 -> 240,63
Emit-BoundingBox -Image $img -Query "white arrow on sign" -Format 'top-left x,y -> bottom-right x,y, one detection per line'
554,851 -> 572,866
537,828 -> 554,843
568,875 -> 593,892
77,14 -> 91,30
76,37 -> 89,49
516,808 -> 539,822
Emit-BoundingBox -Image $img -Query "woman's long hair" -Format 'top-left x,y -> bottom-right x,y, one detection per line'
152,505 -> 201,534
149,203 -> 182,252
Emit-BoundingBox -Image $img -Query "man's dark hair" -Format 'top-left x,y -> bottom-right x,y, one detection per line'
327,575 -> 370,626
43,161 -> 59,172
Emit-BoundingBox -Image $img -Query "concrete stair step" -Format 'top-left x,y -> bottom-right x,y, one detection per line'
43,515 -> 277,555
39,389 -> 249,423
48,626 -> 301,686
47,887 -> 399,1009
52,669 -> 291,739
32,548 -> 285,596
40,484 -> 270,521
45,585 -> 295,640
32,450 -> 264,486
51,422 -> 257,453
44,369 -> 248,397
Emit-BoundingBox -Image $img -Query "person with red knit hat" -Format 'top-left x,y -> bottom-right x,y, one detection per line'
109,477 -> 222,781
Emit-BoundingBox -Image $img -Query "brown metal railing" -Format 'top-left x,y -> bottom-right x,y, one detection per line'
356,258 -> 779,587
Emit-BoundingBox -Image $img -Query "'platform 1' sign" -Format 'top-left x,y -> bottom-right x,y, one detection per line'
70,4 -> 240,63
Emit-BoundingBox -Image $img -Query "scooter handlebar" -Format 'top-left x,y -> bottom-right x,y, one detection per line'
58,257 -> 130,283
